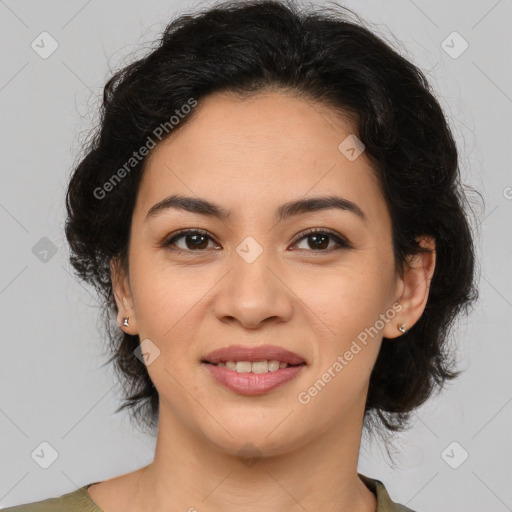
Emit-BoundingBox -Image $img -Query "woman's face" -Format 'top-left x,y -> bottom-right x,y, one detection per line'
113,90 -> 409,456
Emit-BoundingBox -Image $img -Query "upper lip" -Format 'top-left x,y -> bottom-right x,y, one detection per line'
202,344 -> 306,365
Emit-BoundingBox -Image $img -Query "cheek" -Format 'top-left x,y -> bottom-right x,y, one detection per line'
299,264 -> 390,340
130,264 -> 208,390
130,257 -> 215,350
128,256 -> 176,329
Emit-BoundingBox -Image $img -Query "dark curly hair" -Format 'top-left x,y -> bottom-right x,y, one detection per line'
64,0 -> 480,444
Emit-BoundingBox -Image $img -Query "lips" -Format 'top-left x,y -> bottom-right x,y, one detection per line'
201,344 -> 306,365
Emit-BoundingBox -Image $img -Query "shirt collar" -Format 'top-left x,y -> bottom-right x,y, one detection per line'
358,473 -> 416,512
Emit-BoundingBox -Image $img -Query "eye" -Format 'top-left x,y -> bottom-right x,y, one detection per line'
291,228 -> 352,252
161,229 -> 220,252
160,228 -> 352,254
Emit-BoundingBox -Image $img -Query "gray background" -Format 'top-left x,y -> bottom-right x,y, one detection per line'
1,0 -> 511,510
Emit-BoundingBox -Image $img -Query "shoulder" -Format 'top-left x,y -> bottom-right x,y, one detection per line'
358,473 -> 418,512
0,484 -> 101,512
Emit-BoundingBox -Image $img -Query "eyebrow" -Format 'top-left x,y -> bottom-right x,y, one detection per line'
145,193 -> 366,223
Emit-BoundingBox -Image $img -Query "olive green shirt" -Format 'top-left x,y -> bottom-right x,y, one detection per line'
1,473 -> 416,511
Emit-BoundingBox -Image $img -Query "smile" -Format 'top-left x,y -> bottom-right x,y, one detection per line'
202,361 -> 306,395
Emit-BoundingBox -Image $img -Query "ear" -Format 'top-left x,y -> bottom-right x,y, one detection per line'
110,257 -> 138,335
383,235 -> 436,339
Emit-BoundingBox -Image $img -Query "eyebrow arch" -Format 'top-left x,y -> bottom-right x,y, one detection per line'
145,193 -> 366,223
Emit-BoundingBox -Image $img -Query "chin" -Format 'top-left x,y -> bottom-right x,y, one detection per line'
198,417 -> 310,459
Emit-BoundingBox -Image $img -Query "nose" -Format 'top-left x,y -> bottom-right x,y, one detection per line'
213,247 -> 294,329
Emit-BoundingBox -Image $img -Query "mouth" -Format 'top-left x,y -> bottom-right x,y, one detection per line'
202,344 -> 306,367
201,344 -> 307,395
202,360 -> 305,373
201,359 -> 306,374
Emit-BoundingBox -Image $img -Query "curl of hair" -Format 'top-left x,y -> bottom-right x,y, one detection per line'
65,0 -> 480,442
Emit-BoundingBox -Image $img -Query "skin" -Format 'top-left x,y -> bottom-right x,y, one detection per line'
88,90 -> 436,512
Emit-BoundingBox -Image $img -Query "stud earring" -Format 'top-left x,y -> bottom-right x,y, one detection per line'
122,317 -> 130,327
397,323 -> 407,334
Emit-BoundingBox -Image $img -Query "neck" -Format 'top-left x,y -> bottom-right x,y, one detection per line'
132,397 -> 377,512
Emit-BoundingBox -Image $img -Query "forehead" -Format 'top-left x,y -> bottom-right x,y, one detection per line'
135,91 -> 389,230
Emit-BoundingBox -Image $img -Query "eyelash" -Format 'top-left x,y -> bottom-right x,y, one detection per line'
160,228 -> 352,254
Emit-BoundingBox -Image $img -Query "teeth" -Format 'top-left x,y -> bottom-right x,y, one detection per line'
236,361 -> 253,373
215,360 -> 291,372
268,360 -> 280,372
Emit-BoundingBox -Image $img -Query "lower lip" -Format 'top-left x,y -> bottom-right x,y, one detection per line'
202,363 -> 306,395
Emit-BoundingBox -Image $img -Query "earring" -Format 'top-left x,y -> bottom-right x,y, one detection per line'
122,317 -> 130,327
397,323 -> 407,334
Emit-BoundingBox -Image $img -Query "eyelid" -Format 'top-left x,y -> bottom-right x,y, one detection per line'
161,228 -> 220,251
290,227 -> 353,250
160,227 -> 352,252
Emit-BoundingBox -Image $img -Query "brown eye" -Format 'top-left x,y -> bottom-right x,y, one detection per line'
162,229 -> 219,252
291,229 -> 351,252
160,228 -> 351,254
